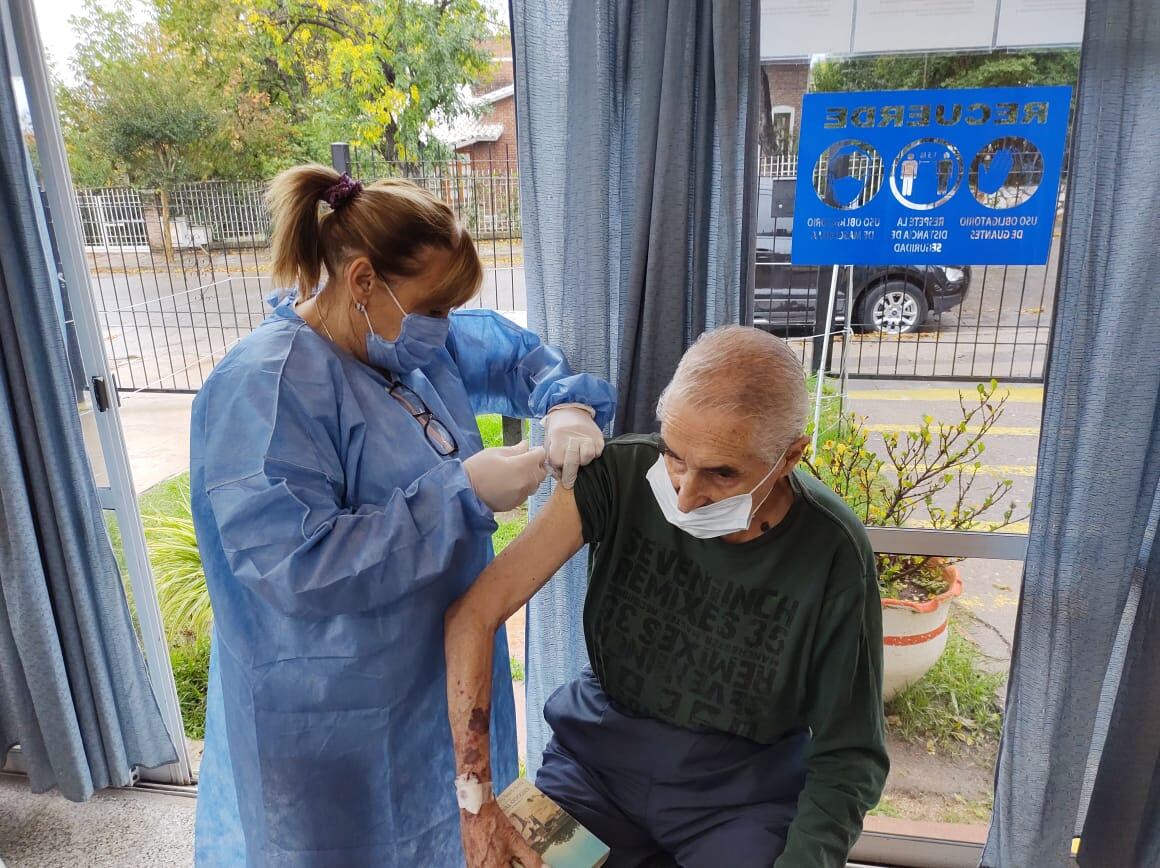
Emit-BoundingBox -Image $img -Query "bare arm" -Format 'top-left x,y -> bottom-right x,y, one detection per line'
445,484 -> 585,867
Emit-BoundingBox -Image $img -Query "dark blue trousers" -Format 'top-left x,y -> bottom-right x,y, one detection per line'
536,669 -> 808,868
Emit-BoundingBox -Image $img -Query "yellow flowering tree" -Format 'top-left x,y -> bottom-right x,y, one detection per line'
804,380 -> 1023,600
155,0 -> 496,164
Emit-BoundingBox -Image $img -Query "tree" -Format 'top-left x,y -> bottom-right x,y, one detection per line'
757,71 -> 782,160
811,49 -> 1080,94
57,1 -> 295,187
154,0 -> 496,163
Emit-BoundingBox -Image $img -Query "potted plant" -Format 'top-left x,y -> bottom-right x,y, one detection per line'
803,380 -> 1022,700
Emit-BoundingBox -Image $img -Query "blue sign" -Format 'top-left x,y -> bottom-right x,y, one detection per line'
792,86 -> 1072,266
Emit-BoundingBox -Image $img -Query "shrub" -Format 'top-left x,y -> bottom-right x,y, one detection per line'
170,635 -> 211,740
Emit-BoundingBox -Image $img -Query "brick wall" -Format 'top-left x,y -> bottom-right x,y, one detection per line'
475,36 -> 515,93
763,62 -> 811,136
460,95 -> 518,165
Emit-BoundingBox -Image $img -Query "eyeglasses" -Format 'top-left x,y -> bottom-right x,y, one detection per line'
387,379 -> 459,457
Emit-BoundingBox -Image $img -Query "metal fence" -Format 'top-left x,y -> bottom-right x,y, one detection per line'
349,144 -> 522,240
756,149 -> 1062,383
75,145 -> 524,392
74,139 -> 1059,393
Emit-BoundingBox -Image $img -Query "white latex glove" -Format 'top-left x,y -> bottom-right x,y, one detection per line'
462,441 -> 549,513
541,404 -> 604,489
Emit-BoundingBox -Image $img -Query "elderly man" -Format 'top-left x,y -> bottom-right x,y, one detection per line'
445,326 -> 888,868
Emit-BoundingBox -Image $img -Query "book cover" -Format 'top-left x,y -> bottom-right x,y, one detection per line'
497,777 -> 610,868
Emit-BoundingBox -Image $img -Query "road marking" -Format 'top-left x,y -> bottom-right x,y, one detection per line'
864,423 -> 1040,437
871,462 -> 1036,478
901,519 -> 1031,534
847,386 -> 1043,403
979,464 -> 1037,477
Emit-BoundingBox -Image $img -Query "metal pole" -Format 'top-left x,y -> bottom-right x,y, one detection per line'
331,142 -> 352,175
811,263 -> 842,455
8,0 -> 192,784
839,264 -> 854,412
810,267 -> 830,373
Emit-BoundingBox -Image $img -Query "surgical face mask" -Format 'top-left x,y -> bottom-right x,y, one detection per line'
646,452 -> 784,540
359,281 -> 450,372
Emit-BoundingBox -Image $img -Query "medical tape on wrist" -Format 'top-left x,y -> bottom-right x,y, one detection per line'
454,773 -> 493,814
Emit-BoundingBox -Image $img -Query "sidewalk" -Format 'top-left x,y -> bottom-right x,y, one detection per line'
119,393 -> 197,494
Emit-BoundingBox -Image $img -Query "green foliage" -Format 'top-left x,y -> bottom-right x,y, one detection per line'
868,795 -> 903,818
59,3 -> 222,186
493,507 -> 527,554
804,380 -> 1022,600
476,414 -> 505,449
139,474 -> 213,642
147,512 -> 212,642
153,0 -> 495,164
885,619 -> 1004,750
811,49 -> 1080,94
476,414 -> 530,451
509,656 -> 524,682
59,0 -> 497,184
170,634 -> 211,739
805,374 -> 844,446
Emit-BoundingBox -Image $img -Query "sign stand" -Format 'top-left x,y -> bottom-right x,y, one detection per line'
811,263 -> 843,456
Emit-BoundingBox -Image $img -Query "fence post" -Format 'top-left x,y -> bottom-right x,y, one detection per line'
331,142 -> 351,175
502,416 -> 523,446
158,188 -> 174,262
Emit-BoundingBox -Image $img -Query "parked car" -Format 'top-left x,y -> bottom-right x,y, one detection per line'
755,179 -> 971,335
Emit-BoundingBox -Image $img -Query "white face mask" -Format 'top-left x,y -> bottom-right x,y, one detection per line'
645,452 -> 785,540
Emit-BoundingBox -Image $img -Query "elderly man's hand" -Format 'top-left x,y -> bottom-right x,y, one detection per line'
460,802 -> 545,868
542,404 -> 604,489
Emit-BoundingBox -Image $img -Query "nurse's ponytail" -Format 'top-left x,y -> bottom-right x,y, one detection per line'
266,163 -> 483,307
267,164 -> 334,301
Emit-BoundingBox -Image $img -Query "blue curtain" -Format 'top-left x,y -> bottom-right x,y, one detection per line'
0,42 -> 176,800
513,0 -> 760,774
982,1 -> 1160,864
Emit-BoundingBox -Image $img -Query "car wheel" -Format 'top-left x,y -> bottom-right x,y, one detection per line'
858,282 -> 929,335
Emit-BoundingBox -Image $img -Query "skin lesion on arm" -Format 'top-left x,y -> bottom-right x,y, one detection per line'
445,485 -> 586,781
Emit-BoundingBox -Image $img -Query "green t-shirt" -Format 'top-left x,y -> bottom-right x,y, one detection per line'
573,435 -> 889,868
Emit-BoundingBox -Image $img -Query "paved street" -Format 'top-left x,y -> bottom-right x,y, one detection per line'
85,234 -> 1054,391
86,249 -> 526,390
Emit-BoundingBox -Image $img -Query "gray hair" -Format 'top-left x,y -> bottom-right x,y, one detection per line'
656,326 -> 808,462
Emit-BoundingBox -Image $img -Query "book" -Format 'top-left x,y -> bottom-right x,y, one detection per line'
497,777 -> 611,868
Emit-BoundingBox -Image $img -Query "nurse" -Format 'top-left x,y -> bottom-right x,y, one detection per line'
190,164 -> 615,866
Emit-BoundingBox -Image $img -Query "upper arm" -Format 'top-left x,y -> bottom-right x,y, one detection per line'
457,484 -> 585,628
447,310 -> 554,417
806,557 -> 883,730
447,310 -> 617,425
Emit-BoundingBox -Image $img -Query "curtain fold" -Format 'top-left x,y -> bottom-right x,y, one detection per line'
1077,481 -> 1160,866
982,1 -> 1160,864
513,0 -> 759,775
0,39 -> 176,801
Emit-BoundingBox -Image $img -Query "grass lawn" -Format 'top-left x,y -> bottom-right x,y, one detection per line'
886,617 -> 1005,749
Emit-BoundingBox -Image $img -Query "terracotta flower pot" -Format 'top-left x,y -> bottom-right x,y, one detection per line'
881,565 -> 963,701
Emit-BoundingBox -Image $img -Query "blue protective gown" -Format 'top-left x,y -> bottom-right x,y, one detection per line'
190,299 -> 615,867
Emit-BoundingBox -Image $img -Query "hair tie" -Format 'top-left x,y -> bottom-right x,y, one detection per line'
323,173 -> 363,210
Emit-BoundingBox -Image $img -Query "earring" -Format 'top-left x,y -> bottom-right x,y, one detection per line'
355,300 -> 374,333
